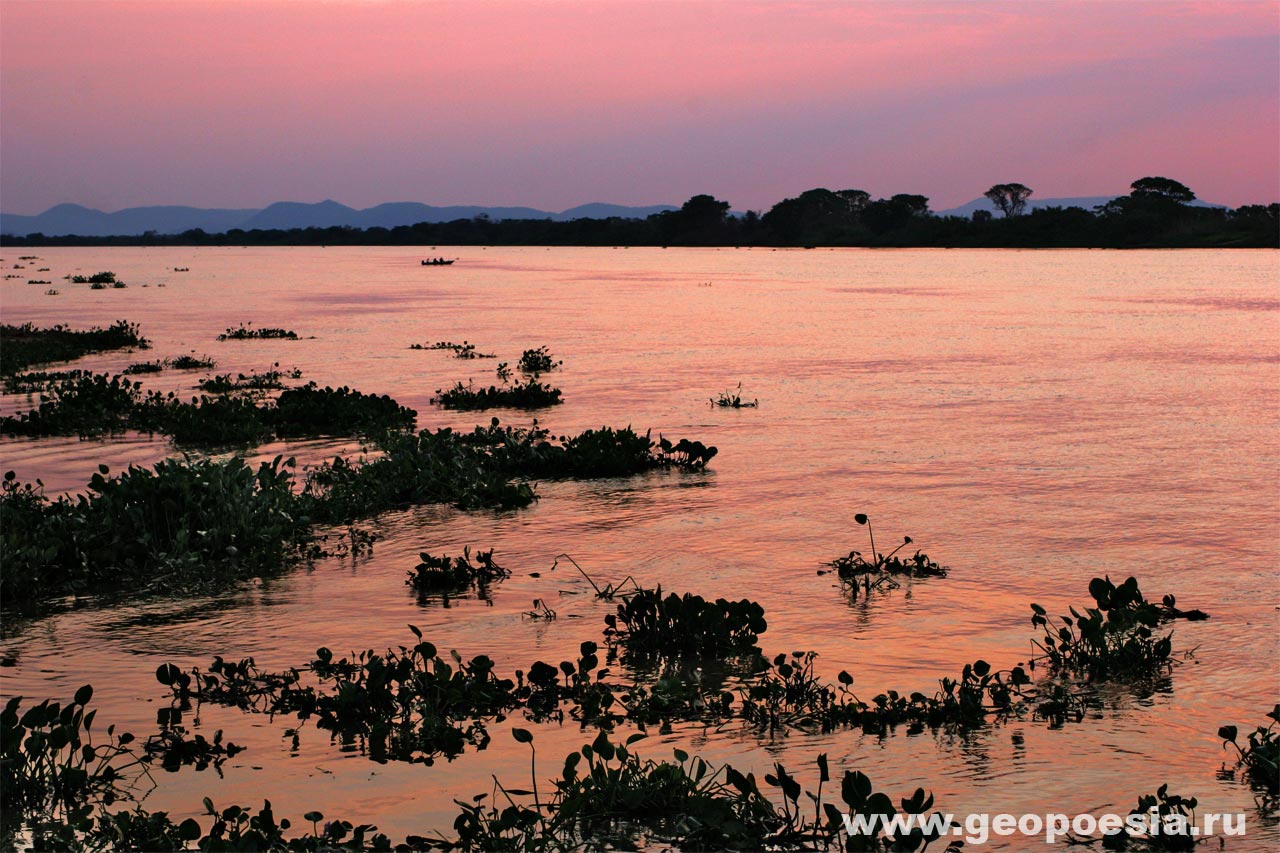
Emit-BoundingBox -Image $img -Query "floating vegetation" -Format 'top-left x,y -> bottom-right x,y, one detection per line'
302,424 -> 541,518
443,731 -> 961,852
433,377 -> 563,410
0,320 -> 149,376
26,279 -> 51,284
406,547 -> 511,593
1072,784 -> 1201,851
0,457 -> 316,610
0,375 -> 414,445
2,689 -> 393,850
44,289 -> 59,295
196,365 -> 301,393
1219,705 -> 1280,796
309,420 -> 717,521
739,651 -> 1035,735
2,369 -> 92,394
122,359 -> 166,374
411,340 -> 497,358
112,281 -> 128,288
4,418 -> 716,610
0,373 -> 144,437
712,382 -> 759,408
605,587 -> 767,659
822,513 -> 948,600
273,383 -> 416,437
517,345 -> 562,374
1030,576 -> 1207,680
217,323 -> 299,341
0,687 -> 149,850
69,271 -> 117,284
169,354 -> 217,370
5,684 -> 965,851
161,629 -> 518,765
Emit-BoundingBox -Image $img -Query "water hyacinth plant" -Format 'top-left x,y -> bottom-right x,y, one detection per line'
197,365 -> 302,394
711,382 -> 759,408
0,320 -> 149,376
517,345 -> 562,374
1030,576 -> 1207,680
216,323 -> 299,341
433,377 -> 563,410
1218,705 -> 1280,796
69,271 -> 117,284
2,688 -> 393,851
1,457 -> 315,608
0,375 -> 414,445
168,354 -> 217,370
411,340 -> 497,358
822,514 -> 948,600
2,369 -> 93,394
406,547 -> 511,593
121,359 -> 166,374
444,730 -> 961,852
604,587 -> 768,659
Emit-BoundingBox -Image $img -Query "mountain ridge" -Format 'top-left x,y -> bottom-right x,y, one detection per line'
0,200 -> 679,237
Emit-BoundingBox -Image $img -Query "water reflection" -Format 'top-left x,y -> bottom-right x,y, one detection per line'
1,247 -> 1276,848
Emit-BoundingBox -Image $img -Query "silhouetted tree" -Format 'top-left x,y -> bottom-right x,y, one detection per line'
890,194 -> 930,216
863,194 -> 931,234
652,194 -> 732,244
762,188 -> 870,244
972,209 -> 993,223
983,183 -> 1033,217
1129,177 -> 1195,203
835,189 -> 871,214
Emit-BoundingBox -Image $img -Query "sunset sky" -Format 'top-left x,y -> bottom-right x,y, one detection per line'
1,0 -> 1277,214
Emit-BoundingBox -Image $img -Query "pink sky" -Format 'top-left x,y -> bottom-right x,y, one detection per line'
1,0 -> 1277,214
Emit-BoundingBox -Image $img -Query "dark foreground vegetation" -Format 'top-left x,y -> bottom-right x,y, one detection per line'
0,418 -> 717,611
3,178 -> 1275,248
2,571 -> 1236,851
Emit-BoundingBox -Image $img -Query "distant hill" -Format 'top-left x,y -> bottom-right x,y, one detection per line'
937,195 -> 1224,217
0,200 -> 679,237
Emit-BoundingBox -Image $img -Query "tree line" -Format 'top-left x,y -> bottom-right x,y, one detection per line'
4,177 -> 1276,248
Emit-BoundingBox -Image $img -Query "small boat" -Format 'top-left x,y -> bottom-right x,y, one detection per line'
421,258 -> 455,266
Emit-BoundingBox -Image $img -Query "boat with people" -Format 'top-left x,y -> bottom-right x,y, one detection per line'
422,258 -> 455,266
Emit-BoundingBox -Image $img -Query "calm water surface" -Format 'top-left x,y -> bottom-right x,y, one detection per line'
2,247 -> 1277,848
